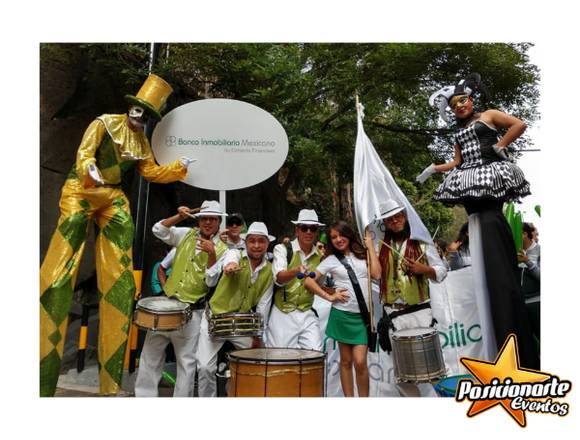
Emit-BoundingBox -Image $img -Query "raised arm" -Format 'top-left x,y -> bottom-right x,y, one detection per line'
364,230 -> 382,280
485,109 -> 527,147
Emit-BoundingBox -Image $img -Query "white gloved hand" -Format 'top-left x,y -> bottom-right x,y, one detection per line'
179,157 -> 197,168
416,164 -> 436,184
492,145 -> 509,160
88,163 -> 104,186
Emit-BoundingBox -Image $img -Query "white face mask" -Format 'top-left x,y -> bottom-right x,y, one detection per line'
128,105 -> 148,131
128,105 -> 145,119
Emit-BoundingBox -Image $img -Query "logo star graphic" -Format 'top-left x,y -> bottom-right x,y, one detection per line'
459,334 -> 550,427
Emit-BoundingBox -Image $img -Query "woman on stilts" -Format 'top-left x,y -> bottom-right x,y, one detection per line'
417,73 -> 539,369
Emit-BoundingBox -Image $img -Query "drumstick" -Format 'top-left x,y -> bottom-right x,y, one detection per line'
379,240 -> 405,258
415,225 -> 440,262
225,266 -> 243,274
185,207 -> 202,219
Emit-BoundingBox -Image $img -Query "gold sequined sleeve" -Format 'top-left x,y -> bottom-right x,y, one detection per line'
76,119 -> 106,183
136,141 -> 187,184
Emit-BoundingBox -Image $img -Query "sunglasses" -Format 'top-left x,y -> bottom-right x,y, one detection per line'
450,95 -> 470,110
384,212 -> 405,223
299,225 -> 319,233
227,219 -> 243,227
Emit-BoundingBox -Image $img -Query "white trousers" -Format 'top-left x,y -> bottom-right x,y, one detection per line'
134,309 -> 202,397
265,306 -> 322,351
196,314 -> 253,397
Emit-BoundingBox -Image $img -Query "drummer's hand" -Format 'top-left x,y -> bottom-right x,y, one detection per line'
404,258 -> 429,275
331,287 -> 349,304
224,262 -> 241,275
196,237 -> 216,254
177,206 -> 192,220
295,264 -> 308,275
364,229 -> 374,249
251,337 -> 263,349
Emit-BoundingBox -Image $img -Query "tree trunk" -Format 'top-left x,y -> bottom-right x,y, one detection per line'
340,182 -> 354,225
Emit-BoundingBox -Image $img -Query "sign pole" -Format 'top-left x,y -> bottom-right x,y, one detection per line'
219,189 -> 227,229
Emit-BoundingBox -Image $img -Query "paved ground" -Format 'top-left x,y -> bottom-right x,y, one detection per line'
53,364 -> 176,397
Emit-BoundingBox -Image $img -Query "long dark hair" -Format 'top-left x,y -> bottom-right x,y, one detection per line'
326,221 -> 366,260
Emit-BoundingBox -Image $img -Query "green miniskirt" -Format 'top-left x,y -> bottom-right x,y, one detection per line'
325,307 -> 367,345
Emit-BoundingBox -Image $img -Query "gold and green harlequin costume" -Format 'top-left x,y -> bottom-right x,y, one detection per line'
40,114 -> 186,396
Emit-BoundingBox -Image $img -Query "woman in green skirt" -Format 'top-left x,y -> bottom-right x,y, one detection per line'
305,221 -> 377,397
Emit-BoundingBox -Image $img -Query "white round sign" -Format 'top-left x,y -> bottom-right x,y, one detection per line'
152,99 -> 289,191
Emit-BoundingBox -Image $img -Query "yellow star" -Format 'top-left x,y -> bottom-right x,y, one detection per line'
460,334 -> 550,427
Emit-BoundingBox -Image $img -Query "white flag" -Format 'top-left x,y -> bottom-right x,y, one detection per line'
353,102 -> 433,244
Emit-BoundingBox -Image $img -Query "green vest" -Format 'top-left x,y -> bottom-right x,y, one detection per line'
164,229 -> 227,303
209,253 -> 273,315
380,241 -> 429,306
274,246 -> 321,313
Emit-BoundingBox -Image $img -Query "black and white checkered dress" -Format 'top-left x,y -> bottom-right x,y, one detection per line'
434,121 -> 531,204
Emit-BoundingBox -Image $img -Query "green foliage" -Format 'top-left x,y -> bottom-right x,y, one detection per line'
41,43 -> 540,238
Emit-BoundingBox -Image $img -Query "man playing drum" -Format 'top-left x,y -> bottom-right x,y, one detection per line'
134,200 -> 228,397
266,209 -> 325,351
366,199 -> 447,396
197,222 -> 275,397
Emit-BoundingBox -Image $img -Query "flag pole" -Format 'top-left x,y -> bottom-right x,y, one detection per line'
356,96 -> 375,342
365,227 -> 375,336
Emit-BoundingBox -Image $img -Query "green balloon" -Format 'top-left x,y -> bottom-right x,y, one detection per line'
535,205 -> 541,217
504,203 -> 522,252
513,212 -> 523,252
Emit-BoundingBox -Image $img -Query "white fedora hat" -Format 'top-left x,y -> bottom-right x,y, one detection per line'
375,199 -> 405,221
291,209 -> 325,226
193,200 -> 228,217
240,222 -> 275,242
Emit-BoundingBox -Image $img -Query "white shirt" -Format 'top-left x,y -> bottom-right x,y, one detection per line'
160,248 -> 176,269
205,248 -> 274,325
272,239 -> 319,286
316,254 -> 371,313
224,237 -> 246,250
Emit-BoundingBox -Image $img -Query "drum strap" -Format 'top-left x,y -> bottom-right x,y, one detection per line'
336,254 -> 377,352
378,302 -> 436,353
388,301 -> 432,320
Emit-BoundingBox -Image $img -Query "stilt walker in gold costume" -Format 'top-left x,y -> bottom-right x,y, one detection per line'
40,74 -> 195,396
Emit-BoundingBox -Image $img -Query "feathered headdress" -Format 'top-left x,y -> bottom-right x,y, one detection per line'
429,73 -> 488,123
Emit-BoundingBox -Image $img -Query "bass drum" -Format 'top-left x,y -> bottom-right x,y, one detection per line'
227,348 -> 326,397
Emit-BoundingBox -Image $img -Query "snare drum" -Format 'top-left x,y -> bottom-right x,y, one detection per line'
391,327 -> 446,383
208,312 -> 263,339
228,348 -> 326,397
133,297 -> 192,331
